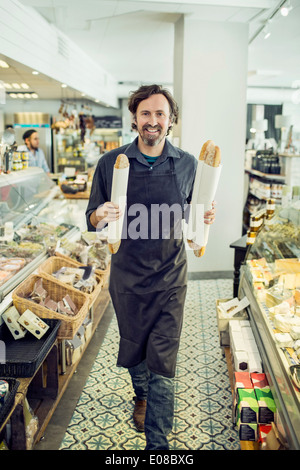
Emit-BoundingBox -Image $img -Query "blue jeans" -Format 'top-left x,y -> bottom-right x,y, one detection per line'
128,360 -> 174,450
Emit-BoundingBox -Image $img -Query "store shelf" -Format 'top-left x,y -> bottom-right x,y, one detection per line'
245,168 -> 286,181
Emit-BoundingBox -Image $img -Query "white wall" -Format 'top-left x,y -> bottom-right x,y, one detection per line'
174,16 -> 249,272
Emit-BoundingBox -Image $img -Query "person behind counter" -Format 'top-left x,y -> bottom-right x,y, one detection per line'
86,84 -> 216,450
18,129 -> 50,174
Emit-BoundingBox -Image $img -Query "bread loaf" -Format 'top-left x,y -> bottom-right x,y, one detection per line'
188,140 -> 221,257
108,154 -> 129,254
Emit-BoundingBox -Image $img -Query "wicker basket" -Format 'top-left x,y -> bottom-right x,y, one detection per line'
38,256 -> 104,308
54,251 -> 110,276
12,274 -> 89,340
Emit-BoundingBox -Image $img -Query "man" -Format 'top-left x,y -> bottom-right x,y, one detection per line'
86,84 -> 216,450
18,129 -> 50,174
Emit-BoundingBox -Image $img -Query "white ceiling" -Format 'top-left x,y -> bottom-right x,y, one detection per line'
1,0 -> 300,104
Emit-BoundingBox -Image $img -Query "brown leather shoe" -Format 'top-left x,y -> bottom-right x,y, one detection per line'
133,398 -> 147,432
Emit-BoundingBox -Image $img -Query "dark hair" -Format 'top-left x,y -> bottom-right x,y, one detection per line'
128,84 -> 179,135
23,129 -> 37,141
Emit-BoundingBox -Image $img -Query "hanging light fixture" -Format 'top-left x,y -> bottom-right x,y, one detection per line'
280,0 -> 293,16
263,21 -> 271,39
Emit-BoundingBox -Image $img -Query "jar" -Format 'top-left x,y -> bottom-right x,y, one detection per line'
246,229 -> 256,245
12,152 -> 22,171
266,198 -> 275,216
22,152 -> 29,169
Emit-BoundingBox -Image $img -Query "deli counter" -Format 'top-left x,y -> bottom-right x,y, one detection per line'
238,200 -> 300,449
0,168 -> 108,304
0,168 -> 111,449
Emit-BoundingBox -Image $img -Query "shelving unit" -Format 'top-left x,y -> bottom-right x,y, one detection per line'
53,128 -> 122,173
0,276 -> 110,450
243,152 -> 300,232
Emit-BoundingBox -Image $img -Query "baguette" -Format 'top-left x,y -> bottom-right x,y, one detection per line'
108,240 -> 121,254
108,154 -> 129,254
114,153 -> 129,169
188,140 -> 221,257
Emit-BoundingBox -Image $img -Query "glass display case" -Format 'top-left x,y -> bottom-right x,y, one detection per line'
53,128 -> 122,173
0,168 -> 57,229
0,168 -> 80,302
239,200 -> 300,449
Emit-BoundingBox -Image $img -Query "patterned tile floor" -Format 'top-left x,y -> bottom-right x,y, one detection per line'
59,279 -> 240,450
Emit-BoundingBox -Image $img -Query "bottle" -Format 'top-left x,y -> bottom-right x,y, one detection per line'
266,198 -> 275,216
246,229 -> 256,245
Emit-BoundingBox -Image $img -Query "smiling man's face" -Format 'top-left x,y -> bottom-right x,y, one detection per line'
135,93 -> 172,149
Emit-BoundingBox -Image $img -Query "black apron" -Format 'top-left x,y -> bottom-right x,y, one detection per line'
109,157 -> 187,378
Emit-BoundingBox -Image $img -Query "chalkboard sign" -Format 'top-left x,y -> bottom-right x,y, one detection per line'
93,116 -> 122,129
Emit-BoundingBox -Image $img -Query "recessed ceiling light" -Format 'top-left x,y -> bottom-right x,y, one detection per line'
31,93 -> 38,98
24,93 -> 31,99
0,60 -> 9,68
21,83 -> 29,89
4,83 -> 12,89
12,83 -> 21,89
17,93 -> 24,99
61,83 -> 67,88
32,70 -> 39,75
9,93 -> 17,99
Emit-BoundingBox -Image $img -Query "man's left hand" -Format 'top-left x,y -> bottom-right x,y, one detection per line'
204,201 -> 216,225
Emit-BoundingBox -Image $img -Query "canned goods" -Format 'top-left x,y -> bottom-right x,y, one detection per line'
22,152 -> 29,169
12,151 -> 22,171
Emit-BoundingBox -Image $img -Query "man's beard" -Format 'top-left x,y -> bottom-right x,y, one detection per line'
139,125 -> 165,147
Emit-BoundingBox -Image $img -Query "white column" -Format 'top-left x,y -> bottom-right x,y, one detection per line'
174,16 -> 249,273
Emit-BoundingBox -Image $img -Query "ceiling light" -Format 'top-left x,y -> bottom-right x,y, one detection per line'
32,70 -> 39,75
31,93 -> 39,99
17,93 -> 24,99
9,93 -> 17,99
21,83 -> 29,89
24,93 -> 31,99
0,60 -> 9,68
61,83 -> 67,88
280,1 -> 292,16
264,31 -> 271,39
4,83 -> 12,89
12,83 -> 21,89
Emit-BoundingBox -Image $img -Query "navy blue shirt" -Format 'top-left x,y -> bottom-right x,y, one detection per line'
85,137 -> 197,231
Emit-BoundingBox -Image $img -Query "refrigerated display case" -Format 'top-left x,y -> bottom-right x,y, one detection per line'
0,167 -> 57,229
53,128 -> 122,173
238,200 -> 300,449
0,168 -> 80,301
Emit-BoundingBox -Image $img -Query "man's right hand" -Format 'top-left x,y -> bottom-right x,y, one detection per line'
90,201 -> 122,228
